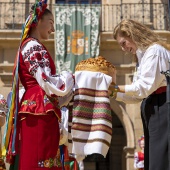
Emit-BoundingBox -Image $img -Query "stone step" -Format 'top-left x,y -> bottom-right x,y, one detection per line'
0,63 -> 14,73
0,73 -> 13,87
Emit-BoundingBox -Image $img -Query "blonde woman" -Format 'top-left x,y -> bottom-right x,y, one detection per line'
110,19 -> 170,170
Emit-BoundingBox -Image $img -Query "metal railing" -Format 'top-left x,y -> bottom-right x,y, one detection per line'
0,2 -> 31,29
0,2 -> 169,31
101,3 -> 170,31
0,1 -> 53,29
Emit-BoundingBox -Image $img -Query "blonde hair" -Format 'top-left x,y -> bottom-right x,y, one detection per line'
113,19 -> 170,51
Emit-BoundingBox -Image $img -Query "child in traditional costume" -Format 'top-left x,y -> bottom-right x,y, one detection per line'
0,95 -> 7,170
134,135 -> 144,170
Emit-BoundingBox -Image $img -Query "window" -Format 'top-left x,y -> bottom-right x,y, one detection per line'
55,0 -> 101,4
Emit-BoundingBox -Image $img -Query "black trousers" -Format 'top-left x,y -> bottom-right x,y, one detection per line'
141,92 -> 168,170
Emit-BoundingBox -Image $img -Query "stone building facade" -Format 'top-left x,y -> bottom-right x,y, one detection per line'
0,0 -> 169,169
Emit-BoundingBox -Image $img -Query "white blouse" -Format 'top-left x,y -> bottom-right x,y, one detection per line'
116,44 -> 170,104
21,40 -> 74,98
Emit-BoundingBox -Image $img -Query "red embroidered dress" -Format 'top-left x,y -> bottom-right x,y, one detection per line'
17,38 -> 74,170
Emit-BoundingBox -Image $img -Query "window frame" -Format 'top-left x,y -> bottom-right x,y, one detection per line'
55,0 -> 101,4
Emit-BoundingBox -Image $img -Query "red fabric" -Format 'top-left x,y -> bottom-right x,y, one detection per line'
137,152 -> 144,170
152,86 -> 166,95
19,112 -> 60,170
63,146 -> 79,170
138,151 -> 144,162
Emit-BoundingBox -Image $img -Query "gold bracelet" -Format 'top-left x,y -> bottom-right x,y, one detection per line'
110,91 -> 114,97
114,85 -> 119,92
110,85 -> 119,98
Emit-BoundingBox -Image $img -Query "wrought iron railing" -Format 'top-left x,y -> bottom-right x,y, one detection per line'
0,1 -> 53,29
0,2 -> 169,31
102,3 -> 170,31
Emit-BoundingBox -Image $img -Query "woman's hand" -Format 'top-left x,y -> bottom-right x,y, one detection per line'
109,84 -> 125,93
108,84 -> 125,98
108,83 -> 119,98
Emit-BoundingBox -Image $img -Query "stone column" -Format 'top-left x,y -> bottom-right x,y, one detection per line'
124,146 -> 135,170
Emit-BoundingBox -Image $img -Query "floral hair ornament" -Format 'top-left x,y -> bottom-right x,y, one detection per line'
21,0 -> 48,42
0,94 -> 8,116
138,135 -> 144,146
2,0 -> 48,159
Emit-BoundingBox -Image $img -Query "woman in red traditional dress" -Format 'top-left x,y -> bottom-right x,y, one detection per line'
6,1 -> 74,170
134,135 -> 145,170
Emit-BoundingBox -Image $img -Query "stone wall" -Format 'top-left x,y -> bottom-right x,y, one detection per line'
0,0 -> 169,169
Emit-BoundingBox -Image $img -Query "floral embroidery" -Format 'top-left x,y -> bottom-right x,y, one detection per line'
38,156 -> 61,168
21,100 -> 36,106
0,97 -> 8,116
36,53 -> 42,61
23,44 -> 50,76
44,95 -> 59,109
60,83 -> 65,91
42,73 -> 48,82
44,95 -> 50,105
49,94 -> 59,107
0,99 -> 8,110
